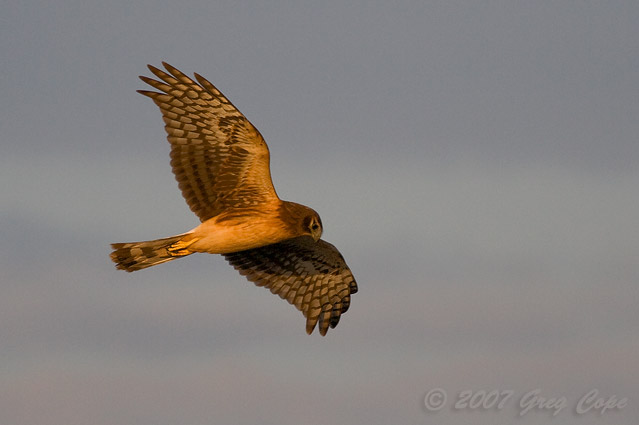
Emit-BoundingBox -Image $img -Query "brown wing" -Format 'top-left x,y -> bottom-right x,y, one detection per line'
224,236 -> 358,335
138,62 -> 279,221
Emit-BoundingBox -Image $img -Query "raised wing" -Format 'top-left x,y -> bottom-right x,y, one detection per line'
138,62 -> 279,221
224,236 -> 358,335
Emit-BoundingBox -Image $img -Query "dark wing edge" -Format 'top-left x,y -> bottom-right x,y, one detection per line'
224,236 -> 358,336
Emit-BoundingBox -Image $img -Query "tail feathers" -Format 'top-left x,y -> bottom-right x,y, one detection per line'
110,234 -> 193,272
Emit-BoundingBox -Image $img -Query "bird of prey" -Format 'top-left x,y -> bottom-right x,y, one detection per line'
110,63 -> 357,335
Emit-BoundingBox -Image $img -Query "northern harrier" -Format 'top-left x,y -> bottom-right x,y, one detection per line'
110,63 -> 357,335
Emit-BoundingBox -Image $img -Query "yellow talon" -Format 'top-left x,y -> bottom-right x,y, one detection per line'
167,237 -> 199,256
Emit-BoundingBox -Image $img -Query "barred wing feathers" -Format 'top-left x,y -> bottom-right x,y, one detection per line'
224,236 -> 358,335
138,62 -> 279,222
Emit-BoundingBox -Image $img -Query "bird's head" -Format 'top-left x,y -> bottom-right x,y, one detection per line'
303,212 -> 323,242
281,201 -> 324,242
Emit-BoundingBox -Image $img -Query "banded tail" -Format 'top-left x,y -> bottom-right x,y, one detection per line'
110,233 -> 195,272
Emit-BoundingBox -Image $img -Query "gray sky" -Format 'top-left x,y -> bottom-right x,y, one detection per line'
1,1 -> 638,424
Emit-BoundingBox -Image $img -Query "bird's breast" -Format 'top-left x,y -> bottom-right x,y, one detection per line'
186,212 -> 299,254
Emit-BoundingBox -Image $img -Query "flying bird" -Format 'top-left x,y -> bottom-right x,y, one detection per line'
110,63 -> 357,335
